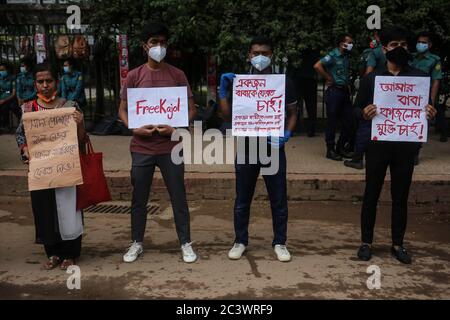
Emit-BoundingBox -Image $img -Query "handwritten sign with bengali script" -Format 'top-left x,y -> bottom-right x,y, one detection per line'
23,107 -> 83,191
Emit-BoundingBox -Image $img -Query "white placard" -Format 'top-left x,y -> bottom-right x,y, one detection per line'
127,87 -> 189,129
232,74 -> 285,137
372,76 -> 430,142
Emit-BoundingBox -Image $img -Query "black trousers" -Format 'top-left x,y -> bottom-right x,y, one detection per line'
296,78 -> 318,135
324,86 -> 354,150
436,102 -> 448,136
130,152 -> 191,245
0,99 -> 21,128
44,235 -> 82,260
361,141 -> 418,246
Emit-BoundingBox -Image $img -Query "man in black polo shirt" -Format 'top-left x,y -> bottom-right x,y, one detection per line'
355,26 -> 436,264
219,36 -> 298,262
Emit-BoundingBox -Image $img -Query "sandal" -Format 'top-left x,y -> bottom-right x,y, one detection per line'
60,259 -> 75,270
44,256 -> 61,270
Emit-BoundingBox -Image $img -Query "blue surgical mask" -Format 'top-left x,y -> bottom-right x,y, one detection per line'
20,67 -> 27,73
416,42 -> 429,53
251,55 -> 271,71
63,66 -> 70,73
0,71 -> 7,77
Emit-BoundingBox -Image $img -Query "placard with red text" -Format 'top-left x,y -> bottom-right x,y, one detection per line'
232,74 -> 285,137
372,76 -> 430,142
127,87 -> 188,129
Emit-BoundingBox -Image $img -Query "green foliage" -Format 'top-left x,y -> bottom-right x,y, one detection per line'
87,0 -> 450,72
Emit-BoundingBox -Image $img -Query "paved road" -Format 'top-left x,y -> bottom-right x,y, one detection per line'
0,197 -> 448,299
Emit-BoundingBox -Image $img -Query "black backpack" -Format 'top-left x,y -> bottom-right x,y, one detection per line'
91,115 -> 132,136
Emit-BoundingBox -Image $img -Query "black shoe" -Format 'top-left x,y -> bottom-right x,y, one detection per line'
307,131 -> 315,138
344,159 -> 364,170
338,149 -> 355,159
440,134 -> 448,143
357,244 -> 372,261
391,246 -> 412,264
414,155 -> 419,166
326,149 -> 343,161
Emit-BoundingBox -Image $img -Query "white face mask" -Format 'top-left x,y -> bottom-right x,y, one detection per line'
251,55 -> 271,71
343,43 -> 353,52
148,46 -> 167,63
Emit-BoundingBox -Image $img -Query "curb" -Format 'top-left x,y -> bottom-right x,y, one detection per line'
1,170 -> 450,204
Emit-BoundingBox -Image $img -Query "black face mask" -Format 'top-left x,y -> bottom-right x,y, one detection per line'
385,46 -> 411,67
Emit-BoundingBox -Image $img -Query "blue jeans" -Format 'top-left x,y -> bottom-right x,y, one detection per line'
234,147 -> 288,246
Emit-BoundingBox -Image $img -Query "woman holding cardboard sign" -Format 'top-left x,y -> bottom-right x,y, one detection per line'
16,63 -> 86,270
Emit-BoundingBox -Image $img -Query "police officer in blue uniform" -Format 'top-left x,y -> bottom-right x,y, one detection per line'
0,62 -> 19,132
411,31 -> 447,142
314,33 -> 355,161
59,58 -> 87,109
345,31 -> 386,170
365,30 -> 387,76
16,58 -> 36,106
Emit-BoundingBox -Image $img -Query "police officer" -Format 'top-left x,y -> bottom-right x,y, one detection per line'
365,30 -> 386,75
314,33 -> 354,161
16,58 -> 36,106
411,31 -> 446,142
0,62 -> 19,132
59,58 -> 87,109
345,31 -> 386,170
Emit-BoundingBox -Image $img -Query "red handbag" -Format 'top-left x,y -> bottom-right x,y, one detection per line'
76,136 -> 111,210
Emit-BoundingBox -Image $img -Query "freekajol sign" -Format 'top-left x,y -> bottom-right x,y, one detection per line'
127,87 -> 189,128
232,74 -> 285,137
372,76 -> 430,142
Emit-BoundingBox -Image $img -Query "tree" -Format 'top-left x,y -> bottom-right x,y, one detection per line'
87,0 -> 450,75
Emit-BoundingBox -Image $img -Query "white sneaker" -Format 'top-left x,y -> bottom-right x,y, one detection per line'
123,241 -> 143,263
181,242 -> 197,263
228,243 -> 246,260
274,244 -> 291,262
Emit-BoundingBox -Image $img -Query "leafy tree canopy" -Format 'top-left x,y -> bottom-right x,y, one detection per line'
87,0 -> 450,73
